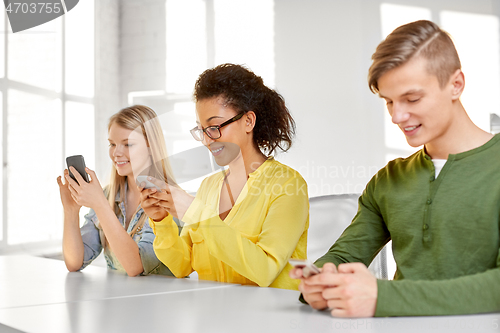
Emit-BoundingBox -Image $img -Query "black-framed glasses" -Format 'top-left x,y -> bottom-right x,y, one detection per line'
190,112 -> 245,141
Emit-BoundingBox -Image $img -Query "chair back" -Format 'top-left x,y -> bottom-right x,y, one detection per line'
308,194 -> 388,279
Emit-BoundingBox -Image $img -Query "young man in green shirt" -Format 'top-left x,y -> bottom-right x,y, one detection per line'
290,20 -> 500,317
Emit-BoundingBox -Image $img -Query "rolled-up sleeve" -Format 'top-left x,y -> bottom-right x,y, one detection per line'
80,208 -> 103,270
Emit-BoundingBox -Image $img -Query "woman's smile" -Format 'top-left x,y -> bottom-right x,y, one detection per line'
210,145 -> 224,156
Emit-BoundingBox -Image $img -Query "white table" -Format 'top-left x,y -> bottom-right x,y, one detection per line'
0,255 -> 236,309
0,256 -> 499,333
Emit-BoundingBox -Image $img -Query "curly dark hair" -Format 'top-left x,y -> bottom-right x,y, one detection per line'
193,63 -> 295,156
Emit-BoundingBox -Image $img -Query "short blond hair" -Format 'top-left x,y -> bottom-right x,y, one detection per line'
368,20 -> 461,94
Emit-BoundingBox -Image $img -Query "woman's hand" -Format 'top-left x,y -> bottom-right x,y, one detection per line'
65,167 -> 107,210
139,185 -> 169,222
139,177 -> 194,221
57,169 -> 82,214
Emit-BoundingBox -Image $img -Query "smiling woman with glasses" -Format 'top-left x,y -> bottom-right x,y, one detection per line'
190,111 -> 245,141
139,63 -> 309,290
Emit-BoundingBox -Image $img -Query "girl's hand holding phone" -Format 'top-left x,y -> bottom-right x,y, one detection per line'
65,166 -> 107,210
56,169 -> 82,214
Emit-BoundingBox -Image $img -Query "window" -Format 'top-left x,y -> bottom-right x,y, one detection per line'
1,1 -> 94,251
130,0 -> 274,193
440,11 -> 500,132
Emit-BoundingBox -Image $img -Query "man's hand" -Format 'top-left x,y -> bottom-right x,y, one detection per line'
290,262 -> 338,310
306,262 -> 377,317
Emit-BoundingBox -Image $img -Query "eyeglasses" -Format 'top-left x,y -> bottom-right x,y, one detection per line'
190,112 -> 245,141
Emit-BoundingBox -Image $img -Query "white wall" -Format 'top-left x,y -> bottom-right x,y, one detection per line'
94,0 -> 121,180
104,0 -> 500,197
274,0 -> 385,197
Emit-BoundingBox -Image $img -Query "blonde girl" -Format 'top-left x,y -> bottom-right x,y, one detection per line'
57,105 -> 178,276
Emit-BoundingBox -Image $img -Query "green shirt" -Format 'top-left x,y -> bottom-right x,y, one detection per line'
316,134 -> 500,316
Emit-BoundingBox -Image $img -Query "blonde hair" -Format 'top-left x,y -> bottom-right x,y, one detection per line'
100,105 -> 176,247
368,20 -> 461,94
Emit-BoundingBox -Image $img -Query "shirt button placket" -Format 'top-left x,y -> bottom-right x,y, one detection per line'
423,198 -> 432,242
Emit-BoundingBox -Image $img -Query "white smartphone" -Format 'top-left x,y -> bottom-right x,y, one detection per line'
136,175 -> 163,191
289,259 -> 321,278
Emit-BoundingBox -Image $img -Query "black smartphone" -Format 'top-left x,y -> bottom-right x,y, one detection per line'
66,155 -> 90,184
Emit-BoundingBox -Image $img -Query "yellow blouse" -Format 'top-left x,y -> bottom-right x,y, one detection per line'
149,158 -> 309,290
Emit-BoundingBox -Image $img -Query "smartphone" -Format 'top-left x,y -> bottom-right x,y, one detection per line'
66,155 -> 90,184
136,175 -> 163,191
289,259 -> 321,278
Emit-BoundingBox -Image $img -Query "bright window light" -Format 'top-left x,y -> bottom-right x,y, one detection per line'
214,0 -> 275,87
380,3 -> 431,38
1,0 -> 95,251
166,0 -> 207,94
65,0 -> 94,97
65,102 -> 95,169
8,20 -> 62,91
7,91 -> 62,244
440,11 -> 500,132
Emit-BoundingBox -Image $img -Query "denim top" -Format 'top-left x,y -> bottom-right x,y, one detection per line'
80,184 -> 177,276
